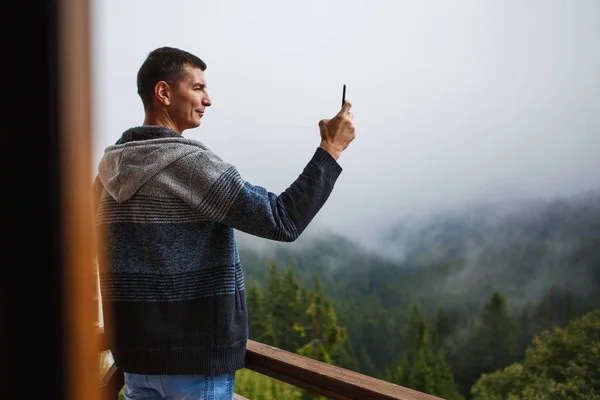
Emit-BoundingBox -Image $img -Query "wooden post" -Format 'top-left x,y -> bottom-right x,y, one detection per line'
58,0 -> 102,399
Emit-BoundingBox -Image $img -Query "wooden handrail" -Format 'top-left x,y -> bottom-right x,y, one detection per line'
97,329 -> 441,400
99,362 -> 125,399
245,340 -> 441,400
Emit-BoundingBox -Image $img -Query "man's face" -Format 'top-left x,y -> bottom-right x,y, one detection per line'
168,65 -> 212,132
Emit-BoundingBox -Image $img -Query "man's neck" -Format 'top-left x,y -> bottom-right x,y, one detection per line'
143,112 -> 182,135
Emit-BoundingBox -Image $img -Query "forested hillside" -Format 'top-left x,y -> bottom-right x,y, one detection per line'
235,190 -> 600,399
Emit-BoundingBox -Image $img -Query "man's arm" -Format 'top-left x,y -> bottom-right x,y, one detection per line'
219,147 -> 341,241
191,101 -> 355,241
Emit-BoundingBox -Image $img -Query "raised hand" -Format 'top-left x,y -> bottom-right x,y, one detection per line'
318,101 -> 356,160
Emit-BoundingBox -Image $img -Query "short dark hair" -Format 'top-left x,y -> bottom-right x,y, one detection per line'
137,46 -> 207,109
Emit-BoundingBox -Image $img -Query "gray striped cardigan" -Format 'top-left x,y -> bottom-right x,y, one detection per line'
94,126 -> 342,375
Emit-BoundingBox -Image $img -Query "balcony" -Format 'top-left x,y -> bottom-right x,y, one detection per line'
97,328 -> 442,400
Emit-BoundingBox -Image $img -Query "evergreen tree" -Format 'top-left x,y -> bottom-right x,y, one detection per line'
433,349 -> 465,400
297,275 -> 347,364
358,344 -> 381,378
296,275 -> 348,400
330,334 -> 359,372
263,260 -> 290,348
407,347 -> 436,395
516,305 -> 533,358
246,279 -> 267,342
387,304 -> 464,399
404,304 -> 427,363
478,292 -> 517,370
531,286 -> 576,337
358,308 -> 398,373
433,306 -> 452,351
277,266 -> 306,352
455,292 -> 517,398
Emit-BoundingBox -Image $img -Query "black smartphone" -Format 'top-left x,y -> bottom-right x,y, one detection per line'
342,84 -> 346,107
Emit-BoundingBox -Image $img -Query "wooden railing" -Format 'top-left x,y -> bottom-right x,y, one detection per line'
97,328 -> 442,400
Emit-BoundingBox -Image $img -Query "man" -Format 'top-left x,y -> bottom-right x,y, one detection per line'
94,46 -> 355,399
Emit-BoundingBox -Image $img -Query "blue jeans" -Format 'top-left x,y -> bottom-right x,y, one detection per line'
123,372 -> 235,400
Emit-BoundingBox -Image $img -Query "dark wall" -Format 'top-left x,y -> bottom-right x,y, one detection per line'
1,1 -> 65,397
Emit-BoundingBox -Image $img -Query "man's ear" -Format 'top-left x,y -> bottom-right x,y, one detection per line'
154,81 -> 171,106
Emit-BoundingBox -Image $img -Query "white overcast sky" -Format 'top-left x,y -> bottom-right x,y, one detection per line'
91,0 -> 600,241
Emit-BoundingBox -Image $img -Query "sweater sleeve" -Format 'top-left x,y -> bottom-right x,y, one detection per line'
191,148 -> 342,242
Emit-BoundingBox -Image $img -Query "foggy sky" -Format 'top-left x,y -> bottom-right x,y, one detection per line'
91,0 -> 600,241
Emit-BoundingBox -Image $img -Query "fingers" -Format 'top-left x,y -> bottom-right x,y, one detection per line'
339,100 -> 352,115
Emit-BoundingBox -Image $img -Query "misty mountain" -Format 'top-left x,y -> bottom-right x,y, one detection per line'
373,189 -> 600,310
237,188 -> 600,318
236,226 -> 414,304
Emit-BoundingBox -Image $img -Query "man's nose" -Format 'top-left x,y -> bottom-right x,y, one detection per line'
203,93 -> 212,107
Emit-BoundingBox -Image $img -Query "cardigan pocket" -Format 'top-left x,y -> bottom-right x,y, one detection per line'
235,287 -> 245,312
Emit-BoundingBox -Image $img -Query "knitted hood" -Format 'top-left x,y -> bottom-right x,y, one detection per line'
97,126 -> 209,203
